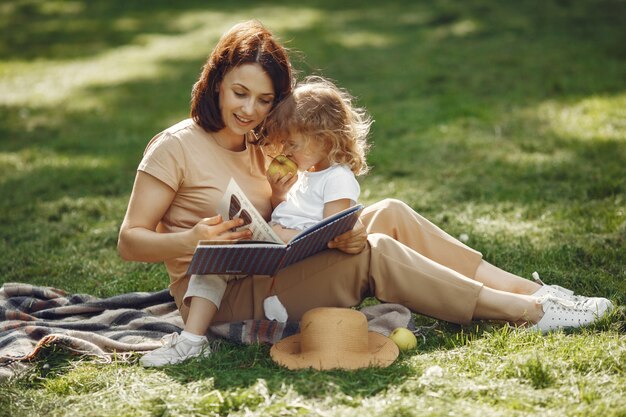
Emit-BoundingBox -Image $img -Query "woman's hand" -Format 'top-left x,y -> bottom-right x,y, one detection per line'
327,219 -> 367,254
267,170 -> 298,208
187,215 -> 252,250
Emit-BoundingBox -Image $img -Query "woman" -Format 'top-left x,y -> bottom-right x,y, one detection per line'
118,20 -> 612,367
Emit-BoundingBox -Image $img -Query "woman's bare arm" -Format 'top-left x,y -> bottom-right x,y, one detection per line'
118,171 -> 250,262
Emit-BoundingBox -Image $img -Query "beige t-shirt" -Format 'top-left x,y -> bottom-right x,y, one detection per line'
138,118 -> 273,285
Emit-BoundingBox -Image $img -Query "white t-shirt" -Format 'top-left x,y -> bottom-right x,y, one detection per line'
271,164 -> 360,230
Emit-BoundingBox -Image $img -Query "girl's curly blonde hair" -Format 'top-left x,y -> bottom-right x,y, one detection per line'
263,76 -> 372,175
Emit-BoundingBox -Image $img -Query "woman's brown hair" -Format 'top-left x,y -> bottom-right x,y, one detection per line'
191,20 -> 293,135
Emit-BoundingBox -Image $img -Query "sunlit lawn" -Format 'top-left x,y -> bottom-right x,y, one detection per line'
1,1 -> 625,416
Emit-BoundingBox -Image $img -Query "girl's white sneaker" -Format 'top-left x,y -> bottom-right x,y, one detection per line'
140,332 -> 210,367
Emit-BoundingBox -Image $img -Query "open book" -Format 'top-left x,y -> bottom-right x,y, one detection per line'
186,178 -> 363,276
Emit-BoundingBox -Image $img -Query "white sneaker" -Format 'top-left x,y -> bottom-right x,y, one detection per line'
529,295 -> 612,333
531,272 -> 614,311
140,332 -> 210,367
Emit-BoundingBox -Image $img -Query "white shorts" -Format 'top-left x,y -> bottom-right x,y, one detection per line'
183,274 -> 247,308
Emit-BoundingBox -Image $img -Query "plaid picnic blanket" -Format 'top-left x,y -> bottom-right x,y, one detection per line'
0,283 -> 298,380
0,282 -> 414,380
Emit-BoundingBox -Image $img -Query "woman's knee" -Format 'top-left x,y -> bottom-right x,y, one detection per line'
362,198 -> 415,234
375,198 -> 409,212
365,198 -> 411,220
367,232 -> 398,251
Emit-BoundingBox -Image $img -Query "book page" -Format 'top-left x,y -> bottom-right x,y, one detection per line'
217,178 -> 283,244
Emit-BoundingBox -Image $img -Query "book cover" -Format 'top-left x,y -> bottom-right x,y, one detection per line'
186,178 -> 363,276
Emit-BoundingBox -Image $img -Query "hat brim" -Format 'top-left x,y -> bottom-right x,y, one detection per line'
270,331 -> 399,371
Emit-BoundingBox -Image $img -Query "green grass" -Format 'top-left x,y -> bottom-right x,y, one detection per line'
1,0 -> 625,416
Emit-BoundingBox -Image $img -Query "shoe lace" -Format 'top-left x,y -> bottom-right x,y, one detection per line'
531,271 -> 545,286
537,294 -> 576,308
537,295 -> 598,314
532,272 -> 575,297
159,332 -> 180,347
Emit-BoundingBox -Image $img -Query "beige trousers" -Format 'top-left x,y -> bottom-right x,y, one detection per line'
170,199 -> 485,326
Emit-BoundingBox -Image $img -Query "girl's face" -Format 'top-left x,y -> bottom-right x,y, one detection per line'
283,132 -> 330,172
219,63 -> 275,138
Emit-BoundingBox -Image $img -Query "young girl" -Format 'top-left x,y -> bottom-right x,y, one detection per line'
266,76 -> 371,243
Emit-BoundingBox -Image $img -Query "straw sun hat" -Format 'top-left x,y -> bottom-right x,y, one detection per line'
270,307 -> 399,370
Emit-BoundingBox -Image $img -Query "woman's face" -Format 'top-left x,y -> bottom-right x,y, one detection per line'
218,63 -> 275,137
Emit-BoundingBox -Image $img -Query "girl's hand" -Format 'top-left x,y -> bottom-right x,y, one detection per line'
187,215 -> 252,252
267,170 -> 297,207
327,219 -> 367,254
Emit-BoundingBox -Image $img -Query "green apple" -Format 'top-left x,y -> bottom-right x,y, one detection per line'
267,155 -> 298,178
389,327 -> 417,351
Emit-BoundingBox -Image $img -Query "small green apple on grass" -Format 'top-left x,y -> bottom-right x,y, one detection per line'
389,327 -> 418,351
268,155 -> 298,178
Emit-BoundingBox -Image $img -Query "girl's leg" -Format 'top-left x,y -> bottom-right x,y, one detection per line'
140,275 -> 226,367
173,274 -> 229,333
185,296 -> 218,334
